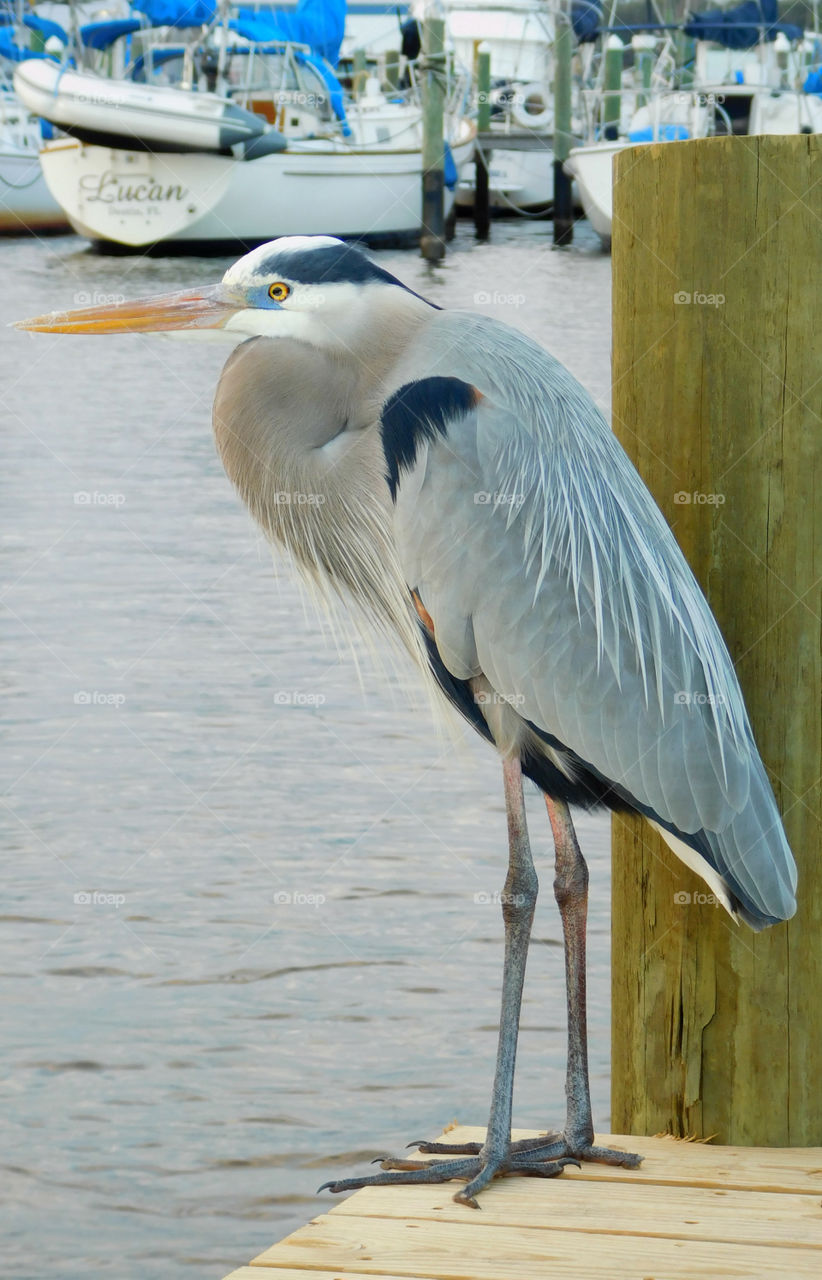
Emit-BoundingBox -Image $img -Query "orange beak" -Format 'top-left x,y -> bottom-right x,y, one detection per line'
14,284 -> 241,335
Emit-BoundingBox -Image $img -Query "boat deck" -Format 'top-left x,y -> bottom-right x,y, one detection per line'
222,1124 -> 822,1279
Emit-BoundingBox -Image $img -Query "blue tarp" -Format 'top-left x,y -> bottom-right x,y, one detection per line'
23,13 -> 68,43
572,1 -> 602,43
684,0 -> 802,49
0,27 -> 58,60
804,67 -> 822,94
236,0 -> 345,66
81,18 -> 142,49
135,0 -> 217,29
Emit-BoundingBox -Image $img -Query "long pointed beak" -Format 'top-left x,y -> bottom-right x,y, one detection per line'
15,284 -> 241,335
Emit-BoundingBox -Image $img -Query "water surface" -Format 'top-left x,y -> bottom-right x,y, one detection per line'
0,218 -> 613,1279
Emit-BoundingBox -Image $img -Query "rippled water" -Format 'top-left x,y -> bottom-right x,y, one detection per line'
1,219 -> 612,1280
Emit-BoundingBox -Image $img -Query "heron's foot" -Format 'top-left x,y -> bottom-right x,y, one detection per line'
320,1148 -> 578,1209
417,1131 -> 642,1169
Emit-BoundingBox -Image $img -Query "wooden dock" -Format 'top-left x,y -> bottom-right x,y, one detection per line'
223,1125 -> 822,1279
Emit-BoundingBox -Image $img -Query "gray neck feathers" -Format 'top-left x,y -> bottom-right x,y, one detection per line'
212,333 -> 428,669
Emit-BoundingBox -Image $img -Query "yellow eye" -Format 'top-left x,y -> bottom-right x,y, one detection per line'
268,282 -> 290,302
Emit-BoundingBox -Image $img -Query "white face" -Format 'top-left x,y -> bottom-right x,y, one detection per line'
219,236 -> 375,340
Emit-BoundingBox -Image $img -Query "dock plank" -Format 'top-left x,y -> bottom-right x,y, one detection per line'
331,1180 -> 822,1249
250,1215 -> 822,1278
401,1128 -> 822,1194
221,1129 -> 822,1280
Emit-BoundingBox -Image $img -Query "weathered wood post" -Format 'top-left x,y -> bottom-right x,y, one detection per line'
384,48 -> 400,92
602,35 -> 623,141
420,17 -> 446,262
610,135 -> 822,1146
633,33 -> 655,111
474,47 -> 491,241
552,17 -> 574,246
352,47 -> 367,98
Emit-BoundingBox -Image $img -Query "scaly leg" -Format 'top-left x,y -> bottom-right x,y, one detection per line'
320,757 -> 577,1206
419,796 -> 640,1171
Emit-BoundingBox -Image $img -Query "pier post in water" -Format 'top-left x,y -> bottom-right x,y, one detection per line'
602,35 -> 623,141
474,46 -> 491,241
552,17 -> 574,246
610,136 -> 822,1146
420,17 -> 446,261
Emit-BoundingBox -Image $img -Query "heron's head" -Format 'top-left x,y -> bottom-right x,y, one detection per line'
15,236 -> 434,349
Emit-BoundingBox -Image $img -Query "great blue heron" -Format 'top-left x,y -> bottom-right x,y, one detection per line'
18,235 -> 797,1207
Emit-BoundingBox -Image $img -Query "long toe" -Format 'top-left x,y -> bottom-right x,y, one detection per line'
511,1135 -> 642,1167
319,1155 -> 483,1195
415,1140 -> 484,1155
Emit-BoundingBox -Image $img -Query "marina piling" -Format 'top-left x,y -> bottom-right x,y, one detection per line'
420,17 -> 446,261
602,35 -> 623,141
552,19 -> 574,246
352,46 -> 367,97
384,48 -> 400,92
474,48 -> 491,240
633,33 -> 655,110
610,135 -> 822,1146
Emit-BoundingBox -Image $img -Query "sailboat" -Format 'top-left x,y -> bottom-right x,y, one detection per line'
14,0 -> 475,248
564,0 -> 821,247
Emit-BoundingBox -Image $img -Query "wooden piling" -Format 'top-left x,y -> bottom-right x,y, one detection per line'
610,135 -> 822,1146
474,48 -> 491,241
420,17 -> 446,261
602,36 -> 623,141
352,46 -> 367,98
633,34 -> 655,110
384,48 -> 400,92
552,19 -> 574,246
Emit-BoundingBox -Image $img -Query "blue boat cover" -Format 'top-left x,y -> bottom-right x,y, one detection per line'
684,0 -> 802,49
23,13 -> 69,43
81,18 -> 143,50
804,67 -> 822,94
572,0 -> 602,43
134,0 -> 217,29
0,27 -> 58,60
628,124 -> 691,141
236,0 -> 345,65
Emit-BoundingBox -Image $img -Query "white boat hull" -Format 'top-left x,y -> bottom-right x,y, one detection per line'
38,129 -> 476,246
455,143 -> 554,210
563,141 -> 621,247
0,141 -> 68,232
14,59 -> 266,154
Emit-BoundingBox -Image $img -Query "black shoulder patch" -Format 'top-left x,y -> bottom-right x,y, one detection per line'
380,377 -> 478,500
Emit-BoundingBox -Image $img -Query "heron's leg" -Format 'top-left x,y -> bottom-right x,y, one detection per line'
419,796 -> 640,1170
451,753 -> 540,1201
320,756 -> 578,1206
516,798 -> 640,1167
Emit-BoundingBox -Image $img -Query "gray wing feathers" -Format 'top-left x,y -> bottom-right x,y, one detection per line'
390,312 -> 797,922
